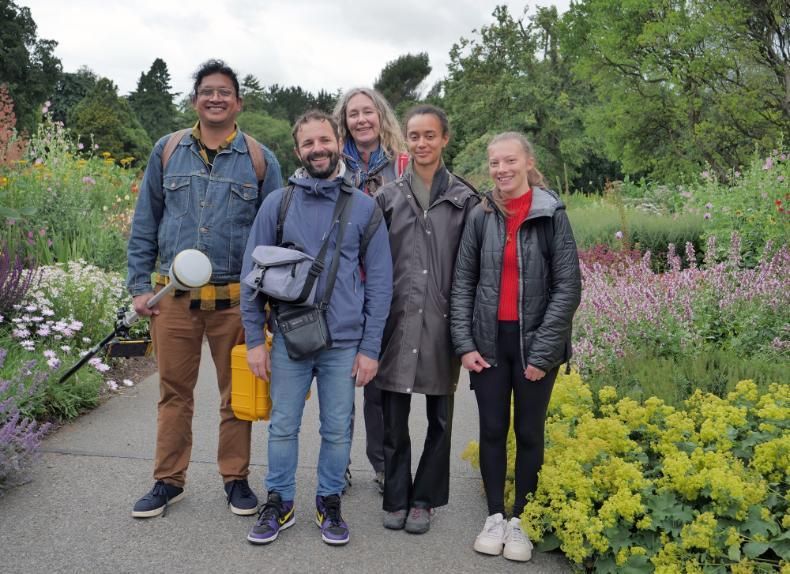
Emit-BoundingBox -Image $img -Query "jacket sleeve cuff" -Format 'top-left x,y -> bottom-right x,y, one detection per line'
357,344 -> 380,360
245,330 -> 266,350
129,283 -> 154,297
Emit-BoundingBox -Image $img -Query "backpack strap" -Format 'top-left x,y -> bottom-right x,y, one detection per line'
161,128 -> 192,173
396,152 -> 409,177
243,133 -> 267,183
276,185 -> 296,246
161,129 -> 267,184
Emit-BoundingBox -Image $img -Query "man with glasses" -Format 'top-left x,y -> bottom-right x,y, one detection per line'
127,59 -> 282,519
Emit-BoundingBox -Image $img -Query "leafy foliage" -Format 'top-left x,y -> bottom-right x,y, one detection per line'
463,375 -> 789,572
128,58 -> 178,143
0,0 -> 61,132
374,52 -> 431,110
70,78 -> 152,163
562,0 -> 788,181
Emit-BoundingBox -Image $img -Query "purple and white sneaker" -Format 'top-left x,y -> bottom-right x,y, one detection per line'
315,494 -> 349,545
247,492 -> 295,545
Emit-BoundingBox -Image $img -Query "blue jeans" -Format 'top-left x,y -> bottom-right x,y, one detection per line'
266,333 -> 357,501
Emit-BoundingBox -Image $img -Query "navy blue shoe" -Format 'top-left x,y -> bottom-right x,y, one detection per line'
315,494 -> 349,545
224,479 -> 258,516
247,492 -> 295,544
132,480 -> 184,518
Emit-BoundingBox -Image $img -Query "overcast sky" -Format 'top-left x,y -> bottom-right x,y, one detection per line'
19,0 -> 569,99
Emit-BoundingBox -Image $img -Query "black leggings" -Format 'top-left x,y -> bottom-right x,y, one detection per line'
470,321 -> 557,517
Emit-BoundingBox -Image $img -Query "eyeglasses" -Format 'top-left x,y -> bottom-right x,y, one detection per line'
196,88 -> 235,99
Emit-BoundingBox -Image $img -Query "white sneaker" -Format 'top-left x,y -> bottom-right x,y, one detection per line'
503,517 -> 533,562
473,513 -> 506,555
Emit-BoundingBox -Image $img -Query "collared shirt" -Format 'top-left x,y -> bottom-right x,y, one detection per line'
157,123 -> 240,310
191,122 -> 237,171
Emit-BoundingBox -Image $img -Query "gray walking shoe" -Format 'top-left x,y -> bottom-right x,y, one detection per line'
383,509 -> 407,530
404,506 -> 434,534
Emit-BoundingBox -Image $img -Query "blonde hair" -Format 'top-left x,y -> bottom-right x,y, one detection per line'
484,131 -> 547,215
333,87 -> 406,156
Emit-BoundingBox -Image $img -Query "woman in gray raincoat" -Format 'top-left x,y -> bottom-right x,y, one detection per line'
374,104 -> 479,534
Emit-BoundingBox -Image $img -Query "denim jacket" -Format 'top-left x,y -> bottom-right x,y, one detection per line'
127,130 -> 282,296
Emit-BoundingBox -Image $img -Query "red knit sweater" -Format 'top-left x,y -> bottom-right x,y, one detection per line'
498,190 -> 533,320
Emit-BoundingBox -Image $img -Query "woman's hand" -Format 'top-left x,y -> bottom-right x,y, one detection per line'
461,351 -> 491,373
524,364 -> 546,381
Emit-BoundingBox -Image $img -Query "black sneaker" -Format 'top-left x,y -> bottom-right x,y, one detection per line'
341,466 -> 352,495
224,479 -> 258,516
247,492 -> 295,545
315,494 -> 350,545
131,480 -> 185,518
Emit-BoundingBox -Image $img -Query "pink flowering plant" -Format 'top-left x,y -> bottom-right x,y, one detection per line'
573,234 -> 789,401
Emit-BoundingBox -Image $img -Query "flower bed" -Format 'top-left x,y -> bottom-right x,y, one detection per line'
463,373 -> 789,572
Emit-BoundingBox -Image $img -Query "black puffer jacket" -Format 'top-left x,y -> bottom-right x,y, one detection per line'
449,188 -> 581,372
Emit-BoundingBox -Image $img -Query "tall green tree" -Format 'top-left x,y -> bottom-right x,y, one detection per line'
50,66 -> 97,125
0,0 -> 62,132
563,0 -> 788,180
128,58 -> 178,143
238,110 -> 295,179
443,6 -> 607,191
70,78 -> 152,162
374,53 -> 431,109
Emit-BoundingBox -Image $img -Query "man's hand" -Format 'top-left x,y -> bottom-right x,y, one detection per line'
461,351 -> 491,373
352,353 -> 378,387
247,344 -> 270,380
524,364 -> 546,382
133,293 -> 159,317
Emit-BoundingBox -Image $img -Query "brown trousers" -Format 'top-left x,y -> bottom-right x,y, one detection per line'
150,291 -> 251,487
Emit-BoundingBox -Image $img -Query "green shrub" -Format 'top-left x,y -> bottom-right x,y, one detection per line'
584,347 -> 786,407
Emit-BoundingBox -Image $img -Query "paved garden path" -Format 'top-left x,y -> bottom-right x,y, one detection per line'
0,343 -> 570,574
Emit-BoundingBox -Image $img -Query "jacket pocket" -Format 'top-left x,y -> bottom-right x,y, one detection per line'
229,182 -> 259,224
162,176 -> 191,218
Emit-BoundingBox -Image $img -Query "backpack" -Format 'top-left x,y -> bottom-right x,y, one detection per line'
276,184 -> 384,264
161,128 -> 267,183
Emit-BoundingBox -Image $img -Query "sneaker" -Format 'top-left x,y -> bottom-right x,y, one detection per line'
404,506 -> 434,534
383,509 -> 407,530
315,494 -> 350,545
503,517 -> 533,562
224,479 -> 258,516
473,513 -> 506,555
131,480 -> 185,518
374,471 -> 385,495
247,492 -> 295,545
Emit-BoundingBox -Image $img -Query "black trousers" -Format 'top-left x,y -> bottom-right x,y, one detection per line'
363,383 -> 385,473
381,390 -> 454,512
470,321 -> 557,517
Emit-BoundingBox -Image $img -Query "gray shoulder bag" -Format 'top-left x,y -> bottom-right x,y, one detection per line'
275,189 -> 353,360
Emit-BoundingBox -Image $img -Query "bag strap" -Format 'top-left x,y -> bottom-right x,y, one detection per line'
161,128 -> 192,172
161,129 -> 267,184
274,186 -> 352,306
276,185 -> 296,245
396,152 -> 409,177
318,190 -> 353,310
243,133 -> 268,183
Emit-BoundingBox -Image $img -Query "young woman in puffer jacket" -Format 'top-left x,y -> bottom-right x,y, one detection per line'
449,132 -> 581,562
333,87 -> 409,492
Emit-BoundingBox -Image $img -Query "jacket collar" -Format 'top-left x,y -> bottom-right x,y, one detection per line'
288,161 -> 351,197
483,186 -> 563,220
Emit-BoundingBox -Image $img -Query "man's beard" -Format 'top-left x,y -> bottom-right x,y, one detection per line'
301,150 -> 340,179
